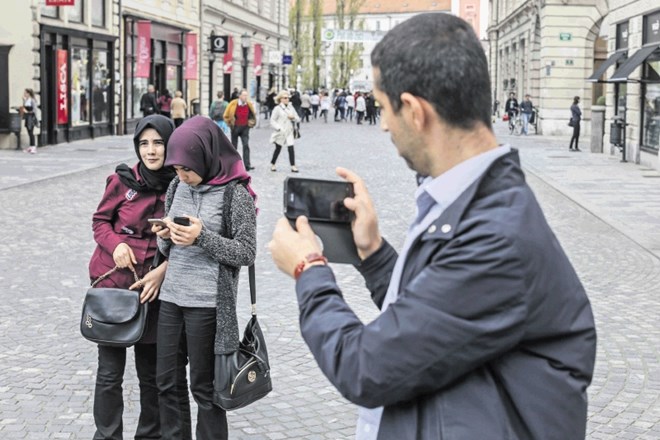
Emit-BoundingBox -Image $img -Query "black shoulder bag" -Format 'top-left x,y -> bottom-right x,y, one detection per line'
80,266 -> 148,347
213,182 -> 272,411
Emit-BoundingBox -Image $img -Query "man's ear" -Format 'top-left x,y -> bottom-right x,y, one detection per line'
400,92 -> 434,130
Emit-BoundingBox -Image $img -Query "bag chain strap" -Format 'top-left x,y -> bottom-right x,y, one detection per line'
91,266 -> 141,288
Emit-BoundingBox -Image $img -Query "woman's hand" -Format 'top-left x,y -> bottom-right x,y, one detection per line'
153,218 -> 171,240
168,216 -> 202,246
130,262 -> 168,303
112,243 -> 137,269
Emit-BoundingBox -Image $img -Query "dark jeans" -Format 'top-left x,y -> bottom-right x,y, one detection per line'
93,344 -> 160,440
271,143 -> 295,166
356,111 -> 364,124
173,118 -> 184,128
346,107 -> 354,121
570,122 -> 581,149
231,125 -> 252,168
157,301 -> 228,440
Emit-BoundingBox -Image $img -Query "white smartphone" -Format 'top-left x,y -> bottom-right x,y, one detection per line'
147,218 -> 168,228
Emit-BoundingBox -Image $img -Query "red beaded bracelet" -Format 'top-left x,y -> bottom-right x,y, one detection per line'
293,253 -> 328,280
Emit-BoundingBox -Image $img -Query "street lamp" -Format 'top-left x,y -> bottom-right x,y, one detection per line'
241,32 -> 251,90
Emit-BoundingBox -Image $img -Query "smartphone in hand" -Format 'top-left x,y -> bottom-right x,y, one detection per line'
173,216 -> 191,226
148,218 -> 168,228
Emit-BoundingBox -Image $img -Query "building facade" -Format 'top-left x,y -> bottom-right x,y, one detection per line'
0,0 -> 289,150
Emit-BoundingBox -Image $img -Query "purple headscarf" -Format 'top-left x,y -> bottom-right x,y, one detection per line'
165,116 -> 257,203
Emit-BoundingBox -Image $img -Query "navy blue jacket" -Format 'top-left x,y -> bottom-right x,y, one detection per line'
296,150 -> 596,439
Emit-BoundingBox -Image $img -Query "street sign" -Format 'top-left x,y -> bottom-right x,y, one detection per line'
210,35 -> 228,53
559,32 -> 572,41
268,51 -> 281,65
282,55 -> 292,65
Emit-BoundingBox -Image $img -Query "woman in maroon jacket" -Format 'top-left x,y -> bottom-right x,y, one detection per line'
88,115 -> 190,439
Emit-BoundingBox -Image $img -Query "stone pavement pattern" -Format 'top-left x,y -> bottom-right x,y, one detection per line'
0,118 -> 658,439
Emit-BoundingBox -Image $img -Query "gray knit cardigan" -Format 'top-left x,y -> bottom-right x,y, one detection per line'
158,176 -> 257,354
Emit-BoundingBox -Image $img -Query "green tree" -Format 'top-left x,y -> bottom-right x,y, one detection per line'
331,0 -> 365,88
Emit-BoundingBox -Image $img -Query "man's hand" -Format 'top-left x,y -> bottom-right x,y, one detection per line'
113,243 -> 137,269
269,217 -> 323,278
336,167 -> 382,260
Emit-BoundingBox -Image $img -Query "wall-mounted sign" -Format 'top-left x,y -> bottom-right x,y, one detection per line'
223,36 -> 234,73
282,55 -> 292,65
56,49 -> 68,124
268,51 -> 281,65
322,28 -> 385,43
185,33 -> 198,80
254,44 -> 263,76
46,0 -> 75,5
210,35 -> 228,53
559,32 -> 572,41
136,21 -> 151,78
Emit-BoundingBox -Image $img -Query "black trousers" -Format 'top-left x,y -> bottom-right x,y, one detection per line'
271,143 -> 295,166
157,301 -> 227,440
231,125 -> 251,168
93,344 -> 160,440
570,122 -> 581,149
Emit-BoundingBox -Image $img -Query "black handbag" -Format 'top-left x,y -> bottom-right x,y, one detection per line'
212,180 -> 271,411
80,266 -> 148,347
568,118 -> 575,127
213,265 -> 272,410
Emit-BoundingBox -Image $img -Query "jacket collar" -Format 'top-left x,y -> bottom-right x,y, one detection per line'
419,149 -> 524,242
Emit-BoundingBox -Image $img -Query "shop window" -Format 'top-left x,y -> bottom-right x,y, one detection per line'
69,1 -> 84,23
92,49 -> 110,123
71,47 -> 90,126
41,0 -> 58,18
643,60 -> 660,150
92,0 -> 105,27
132,64 -> 148,118
166,64 -> 180,97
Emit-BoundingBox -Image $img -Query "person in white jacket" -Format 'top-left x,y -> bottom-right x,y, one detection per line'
269,90 -> 301,172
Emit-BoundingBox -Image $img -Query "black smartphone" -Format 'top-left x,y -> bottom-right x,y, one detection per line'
284,177 -> 354,223
173,216 -> 191,226
284,178 -> 359,265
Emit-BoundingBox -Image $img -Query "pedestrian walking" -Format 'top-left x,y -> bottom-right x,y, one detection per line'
209,91 -> 230,138
365,93 -> 376,125
152,116 -> 257,440
301,91 -> 311,123
88,115 -> 191,440
346,93 -> 355,121
320,92 -> 331,123
504,91 -> 519,131
310,91 -> 320,119
569,96 -> 582,151
269,13 -> 596,440
223,89 -> 257,170
140,85 -> 159,117
265,87 -> 277,120
335,92 -> 347,122
355,92 -> 366,125
157,89 -> 173,119
269,90 -> 301,173
171,90 -> 187,128
22,88 -> 38,154
520,94 -> 534,135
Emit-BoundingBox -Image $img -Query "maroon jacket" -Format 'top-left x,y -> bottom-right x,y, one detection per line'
88,166 -> 166,344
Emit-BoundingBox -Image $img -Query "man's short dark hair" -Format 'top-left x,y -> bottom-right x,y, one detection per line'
371,13 -> 492,130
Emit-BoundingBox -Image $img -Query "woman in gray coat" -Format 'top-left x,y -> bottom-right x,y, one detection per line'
152,116 -> 257,440
569,96 -> 582,151
269,90 -> 301,173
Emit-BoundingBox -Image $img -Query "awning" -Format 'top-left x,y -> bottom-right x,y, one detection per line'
609,43 -> 660,82
586,50 -> 627,82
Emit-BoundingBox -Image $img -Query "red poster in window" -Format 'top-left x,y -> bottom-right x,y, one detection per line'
254,44 -> 262,76
46,0 -> 75,5
185,33 -> 198,80
223,36 -> 234,74
136,21 -> 151,78
56,49 -> 68,125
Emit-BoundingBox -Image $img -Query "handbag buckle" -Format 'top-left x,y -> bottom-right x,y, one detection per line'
85,314 -> 93,328
247,370 -> 257,383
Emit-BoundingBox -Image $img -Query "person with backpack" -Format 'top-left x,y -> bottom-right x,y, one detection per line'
209,91 -> 230,138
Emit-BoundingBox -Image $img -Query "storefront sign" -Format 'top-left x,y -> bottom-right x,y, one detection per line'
223,36 -> 234,73
136,21 -> 151,78
46,0 -> 75,5
185,33 -> 198,80
282,55 -> 292,65
322,29 -> 385,43
253,44 -> 262,76
210,35 -> 228,53
56,49 -> 68,124
559,32 -> 572,41
268,50 -> 281,65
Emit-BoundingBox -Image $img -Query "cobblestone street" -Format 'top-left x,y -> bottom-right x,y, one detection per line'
0,117 -> 658,439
